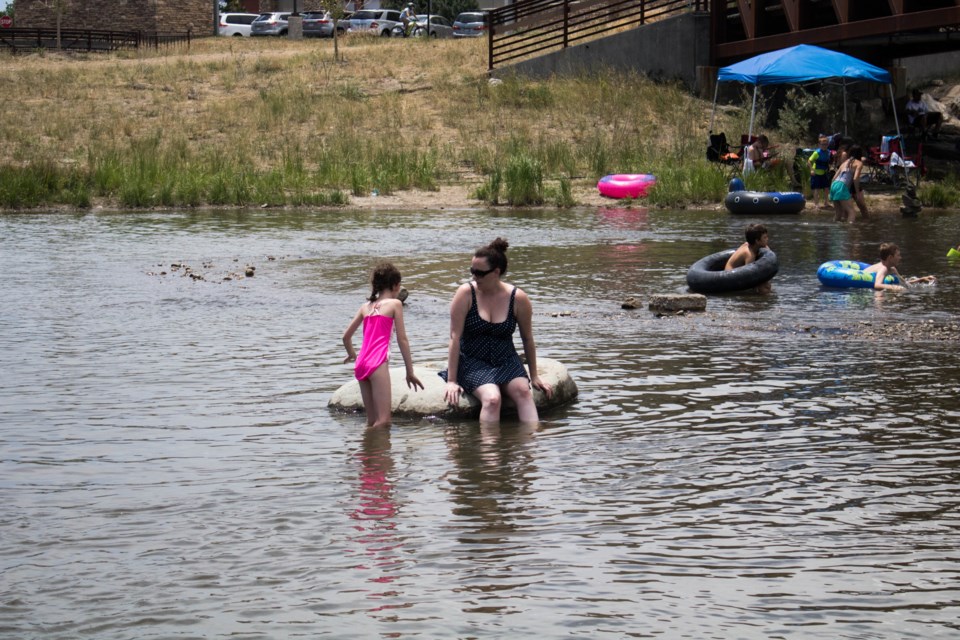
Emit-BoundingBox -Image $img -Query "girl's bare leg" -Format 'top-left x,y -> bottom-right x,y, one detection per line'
358,378 -> 376,427
846,201 -> 858,223
365,363 -> 393,428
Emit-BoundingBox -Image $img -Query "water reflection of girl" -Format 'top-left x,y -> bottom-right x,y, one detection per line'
350,426 -> 402,589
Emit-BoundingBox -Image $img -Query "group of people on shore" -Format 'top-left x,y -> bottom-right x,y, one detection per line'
745,87 -> 948,224
818,135 -> 871,224
742,133 -> 870,223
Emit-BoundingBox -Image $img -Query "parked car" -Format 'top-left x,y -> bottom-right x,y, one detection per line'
251,12 -> 291,37
347,9 -> 402,37
414,14 -> 453,38
302,11 -> 348,38
452,11 -> 489,38
218,12 -> 260,37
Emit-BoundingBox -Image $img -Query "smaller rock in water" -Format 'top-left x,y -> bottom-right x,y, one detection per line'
648,294 -> 707,312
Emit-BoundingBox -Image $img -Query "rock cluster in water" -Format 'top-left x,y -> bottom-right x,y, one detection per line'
828,319 -> 960,342
145,257 -> 290,282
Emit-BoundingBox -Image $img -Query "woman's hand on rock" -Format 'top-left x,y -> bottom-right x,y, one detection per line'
444,382 -> 463,405
532,377 -> 553,398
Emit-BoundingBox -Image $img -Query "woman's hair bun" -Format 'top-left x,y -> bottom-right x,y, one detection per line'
489,237 -> 509,253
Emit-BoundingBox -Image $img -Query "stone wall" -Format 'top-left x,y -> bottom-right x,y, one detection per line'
14,0 -> 212,33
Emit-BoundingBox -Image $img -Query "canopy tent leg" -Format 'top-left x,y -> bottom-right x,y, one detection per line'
708,80 -> 720,136
842,79 -> 848,136
748,85 -> 758,138
889,84 -> 908,183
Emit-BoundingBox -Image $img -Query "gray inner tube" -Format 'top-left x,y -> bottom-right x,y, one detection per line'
686,248 -> 779,294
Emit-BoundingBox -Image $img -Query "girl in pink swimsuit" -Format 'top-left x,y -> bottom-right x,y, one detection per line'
342,262 -> 423,428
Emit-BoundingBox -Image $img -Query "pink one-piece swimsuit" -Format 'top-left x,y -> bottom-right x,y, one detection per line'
354,308 -> 393,381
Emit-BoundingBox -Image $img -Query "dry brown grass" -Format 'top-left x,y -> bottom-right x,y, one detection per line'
0,34 -> 741,208
0,35 -> 481,165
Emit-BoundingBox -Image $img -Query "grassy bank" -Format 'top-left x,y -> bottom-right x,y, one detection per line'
0,36 -> 954,210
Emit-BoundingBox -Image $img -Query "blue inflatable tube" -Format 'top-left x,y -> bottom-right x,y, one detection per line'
817,260 -> 901,288
725,191 -> 806,215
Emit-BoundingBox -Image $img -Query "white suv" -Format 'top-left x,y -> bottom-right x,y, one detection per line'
218,13 -> 260,37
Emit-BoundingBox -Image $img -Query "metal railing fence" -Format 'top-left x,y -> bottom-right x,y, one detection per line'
0,28 -> 193,53
488,0 -> 709,71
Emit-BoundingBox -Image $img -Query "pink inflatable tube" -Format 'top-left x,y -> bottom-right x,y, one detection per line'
597,174 -> 657,199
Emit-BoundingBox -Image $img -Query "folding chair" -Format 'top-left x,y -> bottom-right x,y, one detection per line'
864,135 -> 921,187
706,132 -> 741,175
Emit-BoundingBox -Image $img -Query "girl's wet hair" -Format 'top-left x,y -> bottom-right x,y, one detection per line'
369,261 -> 401,302
475,237 -> 509,276
848,145 -> 863,161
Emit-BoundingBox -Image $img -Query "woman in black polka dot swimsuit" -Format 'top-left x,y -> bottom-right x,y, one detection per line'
440,238 -> 553,423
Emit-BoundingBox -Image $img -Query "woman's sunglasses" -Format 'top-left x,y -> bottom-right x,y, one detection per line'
470,267 -> 496,278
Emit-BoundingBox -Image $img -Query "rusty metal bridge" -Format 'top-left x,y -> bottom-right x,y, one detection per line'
712,0 -> 960,63
488,0 -> 960,71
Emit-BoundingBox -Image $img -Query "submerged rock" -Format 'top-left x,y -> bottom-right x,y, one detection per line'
328,357 -> 578,419
649,294 -> 707,312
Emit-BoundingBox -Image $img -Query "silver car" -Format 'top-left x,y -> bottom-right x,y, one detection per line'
250,12 -> 291,37
302,11 -> 347,38
348,9 -> 403,37
414,14 -> 453,38
452,11 -> 489,38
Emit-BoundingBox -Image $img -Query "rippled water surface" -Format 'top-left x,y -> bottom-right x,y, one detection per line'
2,207 -> 960,639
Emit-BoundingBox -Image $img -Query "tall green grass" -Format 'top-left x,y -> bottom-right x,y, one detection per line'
0,142 -> 351,209
919,172 -> 960,208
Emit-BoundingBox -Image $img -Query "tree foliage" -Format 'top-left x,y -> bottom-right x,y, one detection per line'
219,0 -> 247,12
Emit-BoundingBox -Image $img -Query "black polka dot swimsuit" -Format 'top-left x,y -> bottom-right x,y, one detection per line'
439,284 -> 529,393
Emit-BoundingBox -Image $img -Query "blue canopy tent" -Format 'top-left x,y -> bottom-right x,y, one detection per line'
709,44 -> 901,143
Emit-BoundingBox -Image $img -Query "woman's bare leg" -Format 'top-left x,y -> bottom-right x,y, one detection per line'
505,377 -> 538,423
472,383 -> 503,424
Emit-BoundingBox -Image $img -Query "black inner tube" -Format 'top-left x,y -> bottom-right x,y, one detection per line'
686,248 -> 779,294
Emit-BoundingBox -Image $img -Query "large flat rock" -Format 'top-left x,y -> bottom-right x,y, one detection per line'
328,358 -> 578,419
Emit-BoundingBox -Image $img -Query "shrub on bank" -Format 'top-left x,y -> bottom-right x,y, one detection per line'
919,172 -> 960,209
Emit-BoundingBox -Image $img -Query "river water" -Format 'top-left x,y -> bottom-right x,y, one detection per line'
2,206 -> 959,639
